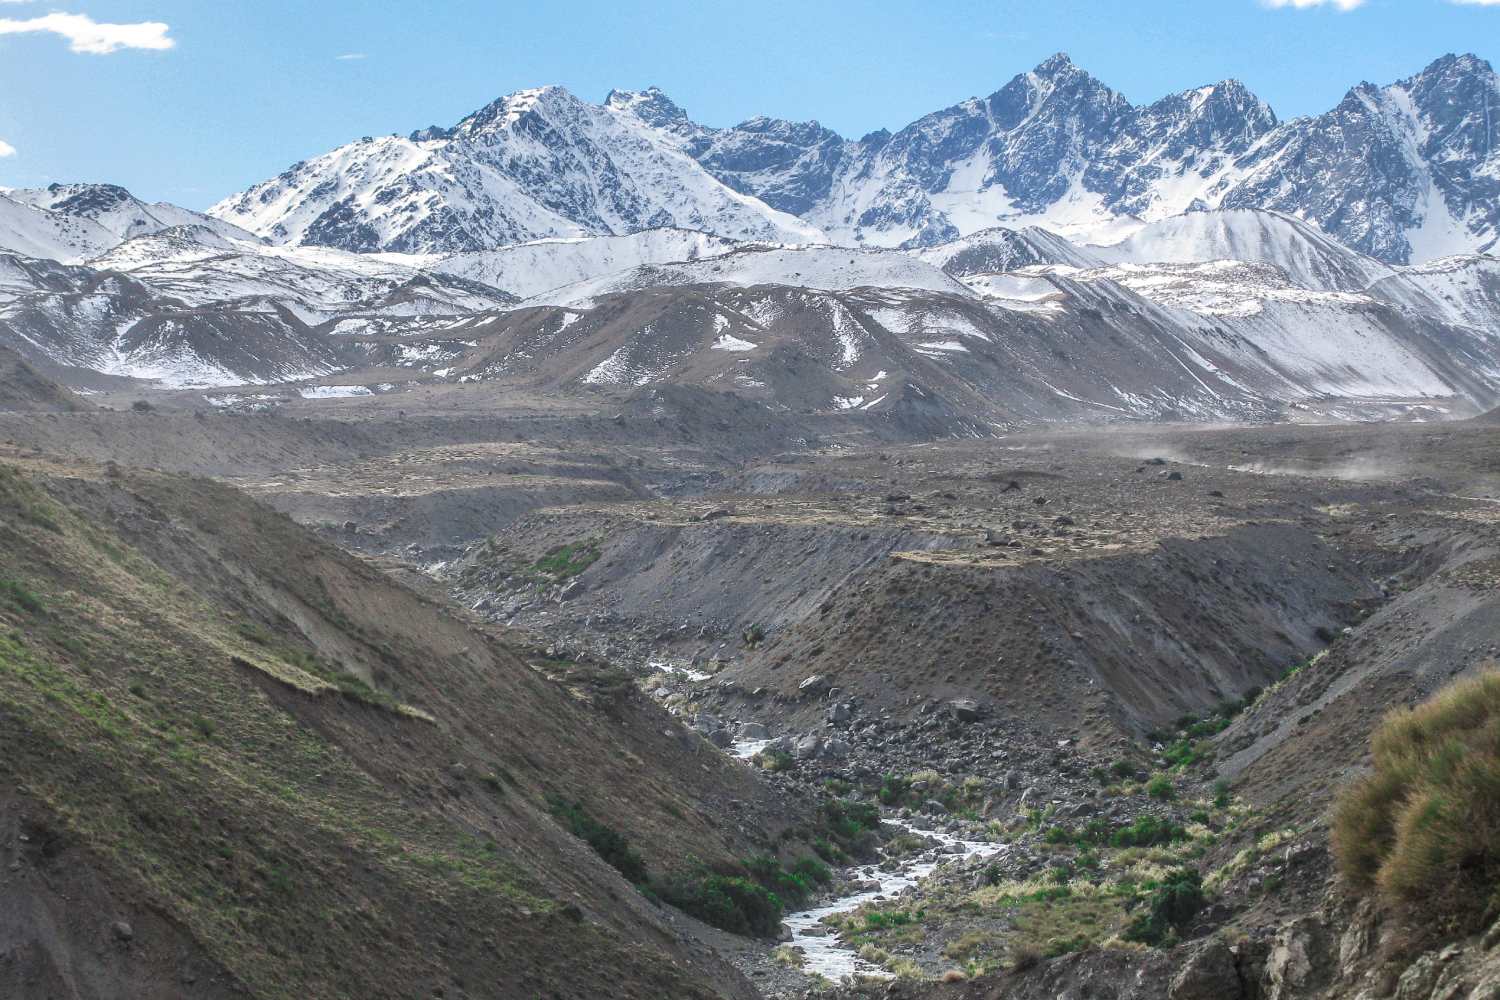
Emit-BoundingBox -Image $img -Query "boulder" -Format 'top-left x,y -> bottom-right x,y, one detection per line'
739,722 -> 769,740
948,699 -> 982,723
1170,940 -> 1242,1000
707,729 -> 734,749
798,675 -> 829,696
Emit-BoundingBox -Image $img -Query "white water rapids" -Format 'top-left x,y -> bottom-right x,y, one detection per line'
779,819 -> 1008,982
722,739 -> 1006,981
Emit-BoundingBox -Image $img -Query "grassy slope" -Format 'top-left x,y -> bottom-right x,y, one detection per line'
0,458 -> 797,999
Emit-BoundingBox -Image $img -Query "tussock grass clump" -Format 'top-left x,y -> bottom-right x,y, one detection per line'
1332,671 -> 1500,931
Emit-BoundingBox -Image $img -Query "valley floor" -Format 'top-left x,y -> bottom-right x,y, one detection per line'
5,391 -> 1500,999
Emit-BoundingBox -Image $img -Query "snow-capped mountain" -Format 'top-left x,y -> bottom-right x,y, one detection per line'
1220,54 -> 1500,264
210,86 -> 820,253
0,192 -> 119,264
8,183 -> 256,246
216,52 -> 1497,263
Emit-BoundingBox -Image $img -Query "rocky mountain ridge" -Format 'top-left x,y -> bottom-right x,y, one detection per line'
212,53 -> 1500,263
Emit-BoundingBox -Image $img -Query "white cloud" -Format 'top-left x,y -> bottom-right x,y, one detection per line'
1449,0 -> 1500,5
0,140 -> 15,158
1261,0 -> 1366,9
0,12 -> 175,54
335,52 -> 367,61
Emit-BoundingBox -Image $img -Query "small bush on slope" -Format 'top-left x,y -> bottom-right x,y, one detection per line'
1122,868 -> 1205,946
1332,671 -> 1500,932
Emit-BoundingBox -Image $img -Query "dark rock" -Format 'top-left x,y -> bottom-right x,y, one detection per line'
948,699 -> 982,723
794,735 -> 822,760
1170,940 -> 1243,1000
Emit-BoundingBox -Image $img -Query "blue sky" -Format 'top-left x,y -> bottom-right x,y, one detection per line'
0,0 -> 1495,209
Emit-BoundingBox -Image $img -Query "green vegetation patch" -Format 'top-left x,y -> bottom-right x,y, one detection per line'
547,796 -> 834,939
0,578 -> 44,615
548,796 -> 649,884
532,540 -> 602,580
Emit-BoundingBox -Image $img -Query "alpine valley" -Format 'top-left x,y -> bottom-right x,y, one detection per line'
5,47 -> 1500,1000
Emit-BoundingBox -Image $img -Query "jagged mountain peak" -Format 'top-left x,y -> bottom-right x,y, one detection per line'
1411,51 -> 1496,82
604,86 -> 693,128
997,52 -> 1125,107
453,84 -> 585,136
1032,51 -> 1083,78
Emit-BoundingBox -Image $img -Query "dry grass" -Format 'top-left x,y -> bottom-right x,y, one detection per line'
1332,671 -> 1500,932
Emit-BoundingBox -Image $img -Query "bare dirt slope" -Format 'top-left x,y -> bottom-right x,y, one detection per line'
0,454 -> 810,1000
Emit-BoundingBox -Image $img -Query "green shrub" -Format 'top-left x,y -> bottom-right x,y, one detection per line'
758,749 -> 794,773
1186,716 -> 1231,740
811,837 -> 844,863
660,874 -> 783,937
743,853 -> 816,908
0,579 -> 43,614
790,856 -> 832,887
1110,815 -> 1187,849
1047,815 -> 1186,849
1163,739 -> 1207,769
862,909 -> 922,930
1122,869 -> 1205,945
1146,774 -> 1176,800
820,798 -> 881,855
878,773 -> 912,805
548,797 -> 649,885
1331,671 -> 1500,932
1213,780 -> 1232,809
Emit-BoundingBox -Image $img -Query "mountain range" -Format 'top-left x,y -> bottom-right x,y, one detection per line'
0,52 -> 1495,430
210,53 -> 1500,264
